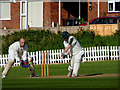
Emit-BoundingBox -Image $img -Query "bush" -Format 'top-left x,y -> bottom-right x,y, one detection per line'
1,29 -> 120,54
73,30 -> 95,47
2,30 -> 64,54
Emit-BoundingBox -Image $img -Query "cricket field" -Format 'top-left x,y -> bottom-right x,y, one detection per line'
1,60 -> 120,89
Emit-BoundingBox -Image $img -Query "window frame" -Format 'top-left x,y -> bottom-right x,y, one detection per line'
108,0 -> 120,12
0,1 -> 11,20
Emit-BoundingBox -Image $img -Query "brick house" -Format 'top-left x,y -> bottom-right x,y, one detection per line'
1,0 -> 119,30
0,1 -> 70,29
0,1 -> 88,30
88,0 -> 120,21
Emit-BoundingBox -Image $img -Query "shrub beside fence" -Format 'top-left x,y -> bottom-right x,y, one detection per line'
0,46 -> 120,67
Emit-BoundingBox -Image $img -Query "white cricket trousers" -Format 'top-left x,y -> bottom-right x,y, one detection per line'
71,50 -> 84,76
2,48 -> 15,76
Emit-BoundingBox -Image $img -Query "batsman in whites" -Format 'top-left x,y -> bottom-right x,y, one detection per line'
2,38 -> 39,78
61,31 -> 84,77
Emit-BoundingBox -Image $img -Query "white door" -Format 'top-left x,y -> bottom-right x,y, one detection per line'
28,1 -> 43,27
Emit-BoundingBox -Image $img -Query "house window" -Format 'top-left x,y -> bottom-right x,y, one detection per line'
115,1 -> 120,11
22,2 -> 25,14
109,3 -> 113,11
0,2 -> 11,20
108,0 -> 120,12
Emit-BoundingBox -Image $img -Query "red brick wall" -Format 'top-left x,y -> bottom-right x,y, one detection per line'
51,2 -> 59,27
1,2 -> 20,29
43,2 -> 51,27
43,2 -> 69,27
88,2 -> 98,21
106,12 -> 120,17
100,2 -> 108,17
88,2 -> 120,21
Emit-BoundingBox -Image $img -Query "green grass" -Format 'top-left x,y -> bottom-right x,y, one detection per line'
2,60 -> 119,89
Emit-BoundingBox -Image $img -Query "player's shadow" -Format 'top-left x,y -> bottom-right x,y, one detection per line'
84,73 -> 103,76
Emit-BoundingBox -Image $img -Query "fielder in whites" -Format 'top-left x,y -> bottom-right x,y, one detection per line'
61,31 -> 84,77
2,38 -> 38,79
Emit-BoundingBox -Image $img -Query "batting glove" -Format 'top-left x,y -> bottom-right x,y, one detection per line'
61,53 -> 67,58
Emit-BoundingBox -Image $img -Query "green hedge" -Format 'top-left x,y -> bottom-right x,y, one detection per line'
1,30 -> 120,54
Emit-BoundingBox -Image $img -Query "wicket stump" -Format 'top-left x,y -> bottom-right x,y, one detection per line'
41,51 -> 49,77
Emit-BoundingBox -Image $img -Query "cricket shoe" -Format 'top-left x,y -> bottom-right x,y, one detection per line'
67,72 -> 72,77
72,74 -> 79,77
2,75 -> 6,79
34,73 -> 39,77
30,73 -> 39,77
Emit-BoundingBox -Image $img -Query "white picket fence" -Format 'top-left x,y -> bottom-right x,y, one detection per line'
0,46 -> 120,67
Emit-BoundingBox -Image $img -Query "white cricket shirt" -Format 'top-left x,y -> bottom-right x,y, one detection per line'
63,36 -> 83,55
